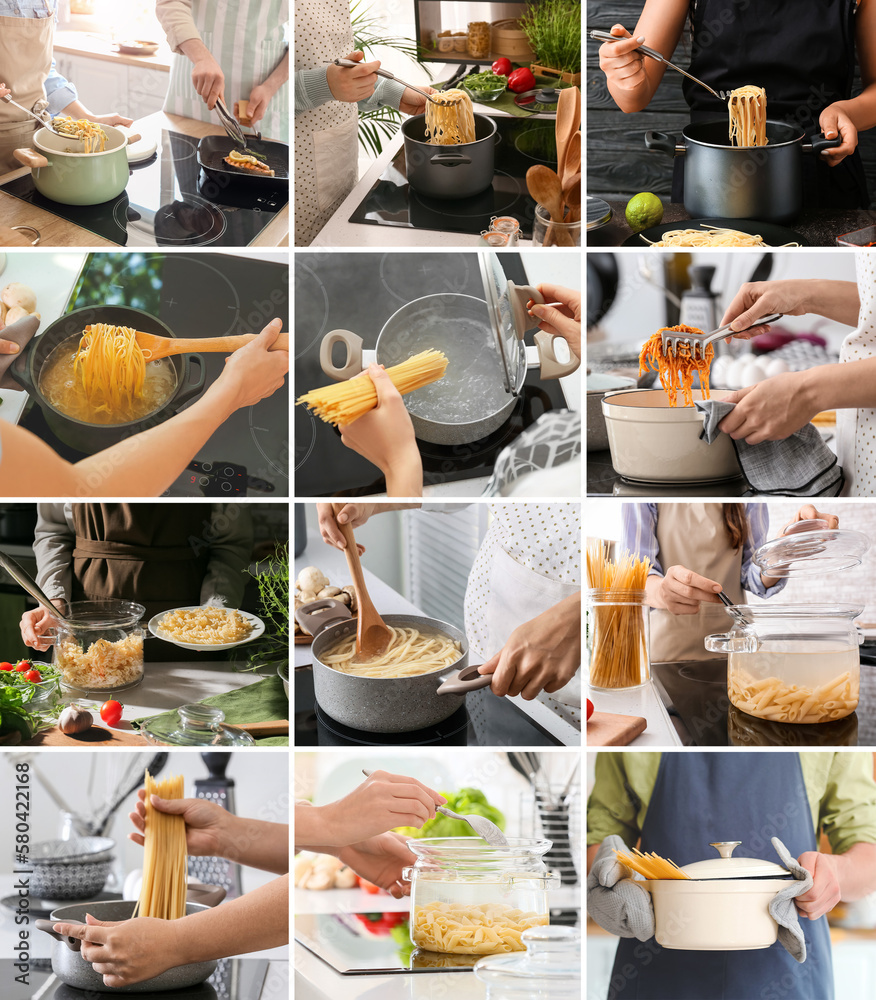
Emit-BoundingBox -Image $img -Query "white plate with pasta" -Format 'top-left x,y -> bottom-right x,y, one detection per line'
148,606 -> 265,651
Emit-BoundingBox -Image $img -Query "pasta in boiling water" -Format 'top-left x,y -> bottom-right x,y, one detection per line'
322,626 -> 461,678
425,89 -> 476,145
412,902 -> 548,954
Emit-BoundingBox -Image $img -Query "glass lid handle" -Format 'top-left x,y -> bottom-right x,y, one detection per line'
178,704 -> 226,733
710,841 -> 742,858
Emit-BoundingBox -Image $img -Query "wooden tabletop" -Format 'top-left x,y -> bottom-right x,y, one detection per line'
0,111 -> 289,248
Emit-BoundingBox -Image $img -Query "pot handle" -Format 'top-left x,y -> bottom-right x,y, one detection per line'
436,662 -> 493,696
533,331 -> 581,380
319,329 -> 364,382
645,131 -> 684,157
174,354 -> 206,407
186,882 -> 227,907
429,152 -> 473,167
295,597 -> 353,639
704,632 -> 759,654
802,133 -> 843,155
35,918 -> 82,951
13,148 -> 50,169
125,133 -> 142,145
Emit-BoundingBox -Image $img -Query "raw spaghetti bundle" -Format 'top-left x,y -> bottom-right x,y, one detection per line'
133,772 -> 187,920
425,89 -> 476,145
613,847 -> 691,880
74,324 -> 151,420
587,541 -> 650,690
644,225 -> 800,248
639,325 -> 713,408
728,85 -> 768,147
296,349 -> 449,426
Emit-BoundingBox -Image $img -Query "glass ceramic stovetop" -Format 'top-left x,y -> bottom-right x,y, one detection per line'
586,450 -> 750,497
0,129 -> 287,247
294,252 -> 568,496
0,958 -> 269,1000
348,116 -> 558,238
18,252 -> 288,497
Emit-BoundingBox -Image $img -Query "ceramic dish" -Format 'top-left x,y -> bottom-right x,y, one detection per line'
148,607 -> 265,652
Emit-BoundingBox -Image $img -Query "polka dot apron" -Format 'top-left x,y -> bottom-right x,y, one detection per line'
837,251 -> 876,496
294,0 -> 359,245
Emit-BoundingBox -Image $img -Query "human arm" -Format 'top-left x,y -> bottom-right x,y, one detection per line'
0,320 -> 288,498
245,47 -> 289,128
200,506 -> 253,606
719,279 -> 861,335
795,842 -> 876,920
529,283 -> 581,359
19,504 -> 74,650
316,502 -> 421,552
57,97 -> 133,129
477,590 -> 581,699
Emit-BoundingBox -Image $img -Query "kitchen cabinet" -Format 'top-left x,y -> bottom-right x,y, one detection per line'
54,51 -> 166,117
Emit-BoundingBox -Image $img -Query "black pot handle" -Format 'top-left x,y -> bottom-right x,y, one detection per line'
645,130 -> 685,157
429,152 -> 473,167
175,354 -> 206,407
802,133 -> 843,155
8,347 -> 34,391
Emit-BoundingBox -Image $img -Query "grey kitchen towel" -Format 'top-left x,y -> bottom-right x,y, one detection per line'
695,399 -> 844,497
484,411 -> 581,496
0,315 -> 40,390
768,836 -> 814,963
586,835 -> 655,941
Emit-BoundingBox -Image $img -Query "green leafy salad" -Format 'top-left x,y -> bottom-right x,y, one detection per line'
395,787 -> 505,838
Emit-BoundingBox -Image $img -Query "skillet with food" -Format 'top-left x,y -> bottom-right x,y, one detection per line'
197,135 -> 288,195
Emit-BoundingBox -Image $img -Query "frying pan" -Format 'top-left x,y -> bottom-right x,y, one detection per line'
197,135 -> 288,197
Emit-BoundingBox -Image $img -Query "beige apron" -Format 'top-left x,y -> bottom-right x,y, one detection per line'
0,10 -> 53,173
650,504 -> 745,662
294,0 -> 358,245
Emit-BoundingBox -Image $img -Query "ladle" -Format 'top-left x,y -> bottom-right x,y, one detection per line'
526,165 -> 573,247
131,329 -> 289,360
331,504 -> 394,658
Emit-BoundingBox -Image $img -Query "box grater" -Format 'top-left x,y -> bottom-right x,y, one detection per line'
189,753 -> 243,899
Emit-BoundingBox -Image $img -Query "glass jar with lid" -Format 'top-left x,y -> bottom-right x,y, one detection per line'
586,588 -> 650,690
403,838 -> 558,955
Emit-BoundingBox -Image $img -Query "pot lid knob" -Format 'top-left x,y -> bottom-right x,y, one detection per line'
710,841 -> 742,858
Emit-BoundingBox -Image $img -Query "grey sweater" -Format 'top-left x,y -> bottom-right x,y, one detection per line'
294,68 -> 406,115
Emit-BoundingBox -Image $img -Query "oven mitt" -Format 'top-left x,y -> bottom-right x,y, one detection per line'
695,399 -> 844,497
0,315 -> 39,390
768,836 -> 814,963
586,835 -> 655,941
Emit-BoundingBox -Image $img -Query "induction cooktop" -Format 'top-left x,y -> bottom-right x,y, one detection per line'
294,252 -> 568,496
17,252 -> 288,497
348,115 -> 558,238
0,130 -> 287,247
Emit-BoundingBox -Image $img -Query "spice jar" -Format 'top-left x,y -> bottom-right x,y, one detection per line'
403,838 -> 557,955
50,600 -> 146,695
586,589 -> 650,691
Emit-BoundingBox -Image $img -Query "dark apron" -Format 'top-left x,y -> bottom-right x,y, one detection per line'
71,504 -> 211,661
671,0 -> 867,209
608,752 -> 834,1000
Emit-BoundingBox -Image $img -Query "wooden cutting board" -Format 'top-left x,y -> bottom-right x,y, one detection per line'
587,711 -> 647,746
24,725 -> 150,747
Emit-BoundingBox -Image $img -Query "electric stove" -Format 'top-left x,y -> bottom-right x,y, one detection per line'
586,450 -> 750,497
652,649 -> 876,746
294,668 -> 563,747
295,252 -> 568,496
18,252 -> 288,497
348,116 -> 557,238
0,130 -> 287,247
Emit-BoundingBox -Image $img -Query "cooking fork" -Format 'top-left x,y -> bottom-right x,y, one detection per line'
590,30 -> 732,101
327,58 -> 452,104
661,313 -> 782,359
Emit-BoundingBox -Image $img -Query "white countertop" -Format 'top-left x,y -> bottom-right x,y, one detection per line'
586,679 -> 682,747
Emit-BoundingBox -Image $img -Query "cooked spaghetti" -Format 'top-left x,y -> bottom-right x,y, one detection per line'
587,541 -> 651,690
639,325 -> 713,408
728,85 -> 768,147
157,607 -> 253,645
424,89 -> 476,145
613,848 -> 691,881
53,116 -> 108,153
412,902 -> 548,954
296,349 -> 449,427
133,772 -> 187,920
644,225 -> 801,248
322,626 -> 462,677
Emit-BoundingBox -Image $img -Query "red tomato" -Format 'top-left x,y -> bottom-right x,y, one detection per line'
0,662 -> 14,671
24,669 -> 42,683
507,67 -> 536,93
100,700 -> 123,726
492,57 -> 512,76
15,660 -> 31,672
357,876 -> 381,894
587,698 -> 594,721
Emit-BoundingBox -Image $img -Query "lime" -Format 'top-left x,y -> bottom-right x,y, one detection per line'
625,192 -> 664,232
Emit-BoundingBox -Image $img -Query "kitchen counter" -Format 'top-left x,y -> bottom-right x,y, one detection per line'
54,29 -> 172,71
587,199 -> 876,248
0,111 -> 289,248
586,679 -> 682,747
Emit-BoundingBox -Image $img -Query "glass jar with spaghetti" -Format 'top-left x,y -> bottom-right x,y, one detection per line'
403,838 -> 557,956
48,599 -> 146,696
706,604 -> 863,725
586,589 -> 651,691
467,22 -> 492,59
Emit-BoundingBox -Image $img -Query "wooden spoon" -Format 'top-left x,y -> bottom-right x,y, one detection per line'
563,130 -> 581,188
563,170 -> 582,224
132,330 -> 289,360
554,86 -> 580,182
526,165 -> 572,247
331,503 -> 394,658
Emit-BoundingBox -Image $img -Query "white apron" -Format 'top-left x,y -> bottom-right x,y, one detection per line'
294,0 -> 358,246
836,251 -> 876,496
650,503 -> 745,662
164,0 -> 289,141
0,10 -> 52,173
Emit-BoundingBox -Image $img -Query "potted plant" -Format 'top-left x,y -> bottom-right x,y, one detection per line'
519,0 -> 582,86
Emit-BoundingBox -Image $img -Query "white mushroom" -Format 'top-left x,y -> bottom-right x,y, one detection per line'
4,306 -> 31,325
334,866 -> 358,888
342,585 -> 358,613
317,586 -> 342,598
296,566 -> 329,593
1,283 -> 37,314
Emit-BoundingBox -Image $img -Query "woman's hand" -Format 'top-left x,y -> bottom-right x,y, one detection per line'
86,112 -> 135,128
20,599 -> 65,651
529,283 -> 582,358
339,832 -> 417,898
399,86 -> 438,116
129,791 -> 230,858
719,280 -> 813,337
339,366 -> 422,497
646,566 -> 722,615
794,852 -> 842,921
316,503 -> 378,553
0,83 -> 10,101
478,592 -> 581,700
52,914 -> 179,988
244,83 -> 273,128
192,52 -> 225,109
819,103 -> 858,166
598,25 -> 648,102
327,51 -> 380,103
210,319 -> 288,413
781,505 -> 839,534
718,370 -> 821,445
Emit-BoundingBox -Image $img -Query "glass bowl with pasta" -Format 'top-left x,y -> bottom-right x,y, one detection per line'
403,838 -> 558,955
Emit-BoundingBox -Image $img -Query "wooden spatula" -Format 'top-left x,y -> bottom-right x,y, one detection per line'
132,330 -> 289,360
555,86 -> 580,181
331,503 -> 394,658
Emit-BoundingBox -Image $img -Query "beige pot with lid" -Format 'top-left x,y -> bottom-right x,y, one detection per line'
641,841 -> 792,951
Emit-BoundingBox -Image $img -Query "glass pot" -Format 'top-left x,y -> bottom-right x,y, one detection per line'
586,588 -> 650,691
49,600 -> 146,695
403,838 -> 558,955
705,604 -> 864,724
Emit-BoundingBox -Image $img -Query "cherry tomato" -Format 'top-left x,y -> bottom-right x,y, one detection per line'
15,660 -> 32,672
492,57 -> 512,76
587,697 -> 594,721
0,662 -> 14,671
100,700 -> 123,726
24,669 -> 42,683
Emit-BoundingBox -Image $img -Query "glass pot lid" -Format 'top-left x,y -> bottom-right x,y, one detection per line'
139,704 -> 255,747
682,842 -> 790,880
478,251 -> 540,396
474,926 -> 581,997
753,519 -> 871,578
720,602 -> 864,624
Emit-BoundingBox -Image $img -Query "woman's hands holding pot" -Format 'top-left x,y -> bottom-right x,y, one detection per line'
19,598 -> 65,651
645,565 -> 723,615
819,103 -> 858,166
327,51 -> 380,103
794,852 -> 842,921
338,831 -> 418,898
529,283 -> 582,358
718,369 -> 820,445
129,790 -> 230,858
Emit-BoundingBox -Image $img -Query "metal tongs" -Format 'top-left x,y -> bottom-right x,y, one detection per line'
214,96 -> 250,150
327,58 -> 450,105
590,29 -> 732,101
0,93 -> 67,139
661,313 -> 783,358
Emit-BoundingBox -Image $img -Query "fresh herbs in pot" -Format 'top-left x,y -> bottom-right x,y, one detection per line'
519,0 -> 582,74
240,544 -> 289,673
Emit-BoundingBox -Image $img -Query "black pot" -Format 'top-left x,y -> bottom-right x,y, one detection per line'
11,305 -> 206,454
402,113 -> 497,200
645,120 -> 841,223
